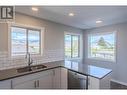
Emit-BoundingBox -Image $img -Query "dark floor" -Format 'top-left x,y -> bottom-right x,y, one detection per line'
110,81 -> 127,89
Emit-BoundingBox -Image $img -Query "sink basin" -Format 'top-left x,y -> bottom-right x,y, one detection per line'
17,64 -> 47,73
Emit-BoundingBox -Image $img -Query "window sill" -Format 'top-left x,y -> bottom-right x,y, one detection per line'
65,57 -> 82,61
87,57 -> 116,63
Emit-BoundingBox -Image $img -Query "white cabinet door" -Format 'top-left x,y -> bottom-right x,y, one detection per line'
88,73 -> 111,89
100,73 -> 111,89
60,68 -> 68,89
0,79 -> 12,89
36,70 -> 54,89
12,73 -> 37,89
52,67 -> 68,89
88,76 -> 100,89
13,80 -> 35,89
52,67 -> 61,89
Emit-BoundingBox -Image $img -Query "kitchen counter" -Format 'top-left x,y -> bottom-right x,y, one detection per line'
0,60 -> 112,81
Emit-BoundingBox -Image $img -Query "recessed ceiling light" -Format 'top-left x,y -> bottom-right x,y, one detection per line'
32,7 -> 38,11
96,20 -> 103,24
69,13 -> 74,16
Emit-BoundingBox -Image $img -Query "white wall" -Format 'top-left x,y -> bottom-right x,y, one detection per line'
83,22 -> 127,84
0,12 -> 83,70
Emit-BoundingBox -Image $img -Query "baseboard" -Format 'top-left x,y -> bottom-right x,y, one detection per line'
111,79 -> 127,86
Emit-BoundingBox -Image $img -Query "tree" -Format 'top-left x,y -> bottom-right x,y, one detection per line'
97,37 -> 107,48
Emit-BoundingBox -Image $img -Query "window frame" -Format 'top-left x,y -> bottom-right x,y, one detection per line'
87,31 -> 117,62
64,32 -> 82,60
8,23 -> 45,57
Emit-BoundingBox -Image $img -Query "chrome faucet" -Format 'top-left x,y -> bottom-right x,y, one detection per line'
25,52 -> 33,71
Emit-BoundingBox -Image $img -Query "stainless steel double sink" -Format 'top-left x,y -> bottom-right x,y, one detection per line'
17,64 -> 47,73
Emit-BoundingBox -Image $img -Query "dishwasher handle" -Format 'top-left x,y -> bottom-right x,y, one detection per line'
74,72 -> 87,79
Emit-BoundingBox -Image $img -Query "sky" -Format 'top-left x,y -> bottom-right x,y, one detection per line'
12,27 -> 40,43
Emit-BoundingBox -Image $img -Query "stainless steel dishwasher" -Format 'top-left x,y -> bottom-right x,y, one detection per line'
68,70 -> 88,89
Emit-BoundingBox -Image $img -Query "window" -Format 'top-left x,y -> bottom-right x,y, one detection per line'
65,34 -> 80,59
11,26 -> 42,56
88,32 -> 116,61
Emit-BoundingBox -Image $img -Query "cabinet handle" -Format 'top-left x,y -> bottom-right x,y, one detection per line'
53,70 -> 55,76
11,80 -> 13,89
78,78 -> 87,80
88,77 -> 90,85
37,80 -> 39,87
86,76 -> 89,89
34,81 -> 36,88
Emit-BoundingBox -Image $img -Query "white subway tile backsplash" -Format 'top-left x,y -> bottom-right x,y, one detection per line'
0,49 -> 64,70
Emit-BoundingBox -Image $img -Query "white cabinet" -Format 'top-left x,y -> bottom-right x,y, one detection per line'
0,67 -> 68,89
60,68 -> 68,89
13,67 -> 68,89
36,70 -> 54,89
88,73 -> 111,89
0,79 -> 12,89
13,79 -> 35,89
88,76 -> 100,89
53,67 -> 61,89
53,67 -> 68,89
12,70 -> 54,89
12,67 -> 68,89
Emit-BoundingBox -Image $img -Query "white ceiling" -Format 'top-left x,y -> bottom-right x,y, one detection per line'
16,6 -> 127,29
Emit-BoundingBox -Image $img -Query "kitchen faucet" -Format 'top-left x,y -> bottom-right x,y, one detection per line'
25,52 -> 33,71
